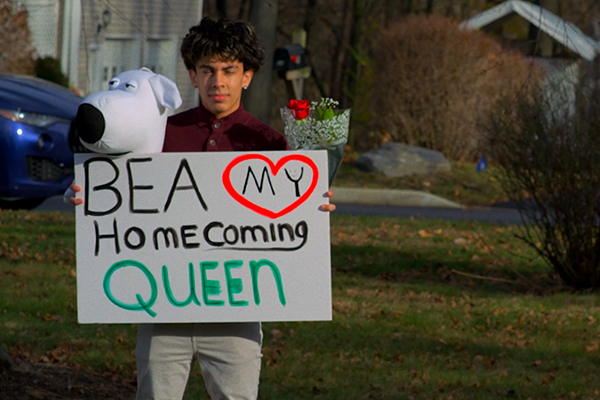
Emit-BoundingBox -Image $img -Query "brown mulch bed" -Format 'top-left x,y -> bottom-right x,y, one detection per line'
0,360 -> 135,400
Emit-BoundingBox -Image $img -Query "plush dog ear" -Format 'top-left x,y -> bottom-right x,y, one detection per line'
148,74 -> 183,110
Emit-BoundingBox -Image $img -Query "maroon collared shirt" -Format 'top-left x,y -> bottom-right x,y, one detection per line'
163,103 -> 288,152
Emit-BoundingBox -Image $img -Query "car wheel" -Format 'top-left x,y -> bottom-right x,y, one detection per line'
0,198 -> 47,210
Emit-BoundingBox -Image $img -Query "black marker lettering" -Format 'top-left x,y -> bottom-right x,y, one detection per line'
284,167 -> 304,197
84,158 -> 122,216
153,227 -> 179,250
242,166 -> 275,195
204,221 -> 225,247
164,158 -> 208,212
124,226 -> 146,250
181,225 -> 200,249
223,225 -> 239,245
94,218 -> 120,256
127,157 -> 159,214
240,225 -> 269,244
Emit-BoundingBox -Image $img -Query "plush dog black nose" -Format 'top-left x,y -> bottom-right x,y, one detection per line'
76,103 -> 106,144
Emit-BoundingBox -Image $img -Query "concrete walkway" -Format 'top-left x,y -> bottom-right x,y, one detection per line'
331,187 -> 462,209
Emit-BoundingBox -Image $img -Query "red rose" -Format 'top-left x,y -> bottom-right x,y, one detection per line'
287,99 -> 310,120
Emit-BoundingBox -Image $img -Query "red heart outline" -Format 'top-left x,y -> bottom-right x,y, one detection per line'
222,153 -> 319,219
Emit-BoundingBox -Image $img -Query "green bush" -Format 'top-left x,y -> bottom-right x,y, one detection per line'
35,56 -> 70,88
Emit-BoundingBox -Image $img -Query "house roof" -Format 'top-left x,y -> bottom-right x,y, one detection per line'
460,0 -> 600,61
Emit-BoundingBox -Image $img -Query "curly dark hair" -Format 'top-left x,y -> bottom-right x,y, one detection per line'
180,17 -> 265,72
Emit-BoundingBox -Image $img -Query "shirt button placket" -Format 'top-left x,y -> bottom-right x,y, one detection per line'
209,121 -> 221,148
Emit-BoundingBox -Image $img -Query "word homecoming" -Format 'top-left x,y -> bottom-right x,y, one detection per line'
92,218 -> 308,255
82,157 -> 312,255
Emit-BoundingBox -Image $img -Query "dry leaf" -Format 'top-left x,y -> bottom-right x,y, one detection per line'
418,229 -> 433,238
586,341 -> 598,352
454,237 -> 468,246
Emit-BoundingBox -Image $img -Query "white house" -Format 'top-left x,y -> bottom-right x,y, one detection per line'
461,0 -> 600,61
462,0 -> 600,118
16,0 -> 204,110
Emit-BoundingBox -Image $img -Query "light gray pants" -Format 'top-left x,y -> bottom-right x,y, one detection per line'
135,323 -> 263,400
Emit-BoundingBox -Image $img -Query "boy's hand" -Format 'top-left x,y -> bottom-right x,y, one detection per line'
64,184 -> 84,206
320,190 -> 336,212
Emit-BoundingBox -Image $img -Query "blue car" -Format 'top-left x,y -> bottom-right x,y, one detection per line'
0,73 -> 82,209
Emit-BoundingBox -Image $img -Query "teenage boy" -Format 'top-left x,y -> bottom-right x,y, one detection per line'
70,17 -> 334,400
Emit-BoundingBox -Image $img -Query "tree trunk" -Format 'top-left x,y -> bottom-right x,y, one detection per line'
243,0 -> 279,124
345,0 -> 367,109
237,0 -> 249,19
330,0 -> 353,103
426,0 -> 433,13
216,0 -> 228,19
384,0 -> 402,28
302,0 -> 327,97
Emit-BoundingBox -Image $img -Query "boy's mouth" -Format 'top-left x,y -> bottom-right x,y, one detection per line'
211,93 -> 228,102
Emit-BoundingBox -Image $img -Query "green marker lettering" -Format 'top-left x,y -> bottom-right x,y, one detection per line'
200,261 -> 225,306
162,263 -> 202,307
103,259 -> 157,317
224,260 -> 248,307
249,259 -> 286,306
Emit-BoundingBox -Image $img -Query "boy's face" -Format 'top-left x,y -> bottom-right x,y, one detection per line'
189,57 -> 254,119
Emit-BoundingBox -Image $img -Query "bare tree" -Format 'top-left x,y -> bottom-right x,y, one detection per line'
485,78 -> 600,289
367,14 -> 533,158
0,0 -> 35,75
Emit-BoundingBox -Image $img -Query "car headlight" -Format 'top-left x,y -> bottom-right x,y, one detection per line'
0,109 -> 70,128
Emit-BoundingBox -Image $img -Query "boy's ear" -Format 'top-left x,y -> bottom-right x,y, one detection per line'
188,69 -> 197,86
243,69 -> 254,87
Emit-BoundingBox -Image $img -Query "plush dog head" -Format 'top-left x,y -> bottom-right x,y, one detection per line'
75,68 -> 182,154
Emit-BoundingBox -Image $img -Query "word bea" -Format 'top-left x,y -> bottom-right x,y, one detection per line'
103,258 -> 286,317
92,218 -> 308,255
84,156 -> 314,218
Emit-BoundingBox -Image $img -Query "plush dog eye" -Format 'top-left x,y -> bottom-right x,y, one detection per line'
108,79 -> 120,89
125,81 -> 138,90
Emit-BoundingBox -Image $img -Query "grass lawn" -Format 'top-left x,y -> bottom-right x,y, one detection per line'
2,209 -> 600,399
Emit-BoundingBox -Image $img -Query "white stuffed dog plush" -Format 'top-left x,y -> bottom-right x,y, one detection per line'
64,68 -> 181,203
75,67 -> 182,154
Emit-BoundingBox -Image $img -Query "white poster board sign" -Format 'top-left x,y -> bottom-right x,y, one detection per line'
74,151 -> 331,324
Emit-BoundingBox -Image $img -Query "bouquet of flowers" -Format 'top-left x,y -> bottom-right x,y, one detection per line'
280,98 -> 350,186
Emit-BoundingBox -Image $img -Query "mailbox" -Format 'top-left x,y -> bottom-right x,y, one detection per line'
273,44 -> 307,72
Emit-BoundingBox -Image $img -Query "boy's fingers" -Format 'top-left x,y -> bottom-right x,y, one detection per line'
320,204 -> 336,212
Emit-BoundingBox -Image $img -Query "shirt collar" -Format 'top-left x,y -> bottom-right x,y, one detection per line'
196,102 -> 246,126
